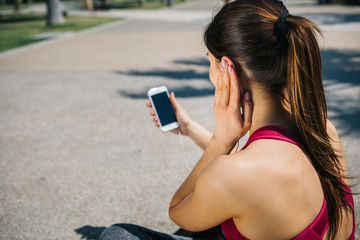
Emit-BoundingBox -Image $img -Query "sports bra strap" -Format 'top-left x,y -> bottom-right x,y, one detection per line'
242,126 -> 305,150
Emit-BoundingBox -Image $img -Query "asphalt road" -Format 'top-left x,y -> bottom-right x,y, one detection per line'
0,0 -> 359,239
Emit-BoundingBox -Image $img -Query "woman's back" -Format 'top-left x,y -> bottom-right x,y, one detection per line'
221,126 -> 354,240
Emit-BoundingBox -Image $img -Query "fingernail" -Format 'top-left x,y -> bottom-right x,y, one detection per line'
245,91 -> 251,101
221,58 -> 226,68
228,65 -> 232,74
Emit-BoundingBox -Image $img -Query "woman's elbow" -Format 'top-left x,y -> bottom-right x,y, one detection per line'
326,119 -> 338,139
168,208 -> 183,230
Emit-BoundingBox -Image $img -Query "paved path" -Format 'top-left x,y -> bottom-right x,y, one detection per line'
0,0 -> 359,239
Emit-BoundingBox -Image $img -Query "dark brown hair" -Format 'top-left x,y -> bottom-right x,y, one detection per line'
204,0 -> 353,239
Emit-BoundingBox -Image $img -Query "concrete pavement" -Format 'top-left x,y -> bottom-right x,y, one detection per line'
0,0 -> 359,239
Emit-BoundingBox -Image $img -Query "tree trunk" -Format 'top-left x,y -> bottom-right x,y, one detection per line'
83,0 -> 93,11
46,0 -> 65,26
139,0 -> 145,7
13,0 -> 20,13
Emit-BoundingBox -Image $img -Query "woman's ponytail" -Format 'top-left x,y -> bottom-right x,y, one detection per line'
286,16 -> 352,240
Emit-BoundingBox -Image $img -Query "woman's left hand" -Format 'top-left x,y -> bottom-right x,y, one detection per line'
212,58 -> 253,152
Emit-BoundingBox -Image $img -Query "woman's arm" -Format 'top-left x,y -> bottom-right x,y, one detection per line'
184,119 -> 212,150
168,153 -> 240,231
169,59 -> 252,226
147,95 -> 244,152
147,92 -> 212,150
169,92 -> 212,150
169,139 -> 230,209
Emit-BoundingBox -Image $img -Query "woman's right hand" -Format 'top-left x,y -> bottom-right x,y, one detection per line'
146,92 -> 193,135
212,58 -> 252,152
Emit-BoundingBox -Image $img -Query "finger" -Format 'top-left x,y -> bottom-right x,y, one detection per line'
169,92 -> 181,111
146,102 -> 152,108
214,61 -> 224,107
219,60 -> 230,106
228,65 -> 241,109
242,91 -> 253,130
153,116 -> 159,123
150,110 -> 156,116
214,77 -> 221,107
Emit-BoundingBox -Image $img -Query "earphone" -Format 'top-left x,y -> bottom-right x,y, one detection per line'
178,128 -> 191,172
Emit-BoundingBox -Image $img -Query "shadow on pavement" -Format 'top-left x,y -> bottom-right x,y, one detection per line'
322,49 -> 360,85
286,1 -> 318,7
119,85 -> 214,99
117,57 -> 213,98
173,58 -> 210,67
321,49 -> 360,136
303,13 -> 360,25
115,57 -> 209,81
75,225 -> 106,240
115,69 -> 209,80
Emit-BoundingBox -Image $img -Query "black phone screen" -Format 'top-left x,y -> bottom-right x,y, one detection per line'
151,92 -> 177,126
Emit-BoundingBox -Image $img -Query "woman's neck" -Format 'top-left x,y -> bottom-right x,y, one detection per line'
249,86 -> 294,134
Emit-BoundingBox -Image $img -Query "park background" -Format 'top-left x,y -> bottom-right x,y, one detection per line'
0,0 -> 359,239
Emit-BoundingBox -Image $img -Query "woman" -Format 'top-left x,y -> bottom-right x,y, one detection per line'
99,0 -> 355,239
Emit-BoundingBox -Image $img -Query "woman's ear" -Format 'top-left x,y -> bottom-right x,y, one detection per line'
221,56 -> 244,78
221,56 -> 251,96
221,56 -> 236,71
221,56 -> 234,66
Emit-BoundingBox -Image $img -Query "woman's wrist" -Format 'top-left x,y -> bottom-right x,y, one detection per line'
184,119 -> 197,137
186,120 -> 209,140
185,120 -> 213,150
210,135 -> 237,154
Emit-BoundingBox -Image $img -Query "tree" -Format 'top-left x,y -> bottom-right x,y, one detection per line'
83,0 -> 93,11
13,0 -> 21,13
167,0 -> 174,7
46,0 -> 65,26
139,0 -> 145,7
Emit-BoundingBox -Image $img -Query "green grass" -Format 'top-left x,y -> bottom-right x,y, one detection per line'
65,0 -> 186,10
0,13 -> 121,52
105,0 -> 185,9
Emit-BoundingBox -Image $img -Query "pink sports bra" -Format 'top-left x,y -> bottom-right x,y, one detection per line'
221,126 -> 355,240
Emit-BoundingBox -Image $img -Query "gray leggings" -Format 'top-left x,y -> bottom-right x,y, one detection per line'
98,223 -> 225,240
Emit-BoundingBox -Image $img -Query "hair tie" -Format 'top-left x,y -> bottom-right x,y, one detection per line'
276,12 -> 291,32
273,12 -> 291,47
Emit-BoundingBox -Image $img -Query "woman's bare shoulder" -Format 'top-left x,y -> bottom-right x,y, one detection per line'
212,138 -> 320,207
210,144 -> 288,206
206,152 -> 262,214
326,119 -> 350,184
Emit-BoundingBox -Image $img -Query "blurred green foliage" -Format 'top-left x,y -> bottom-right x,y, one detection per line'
0,0 -> 186,10
105,0 -> 185,9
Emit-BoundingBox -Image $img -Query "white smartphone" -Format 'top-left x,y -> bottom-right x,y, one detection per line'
148,86 -> 179,132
